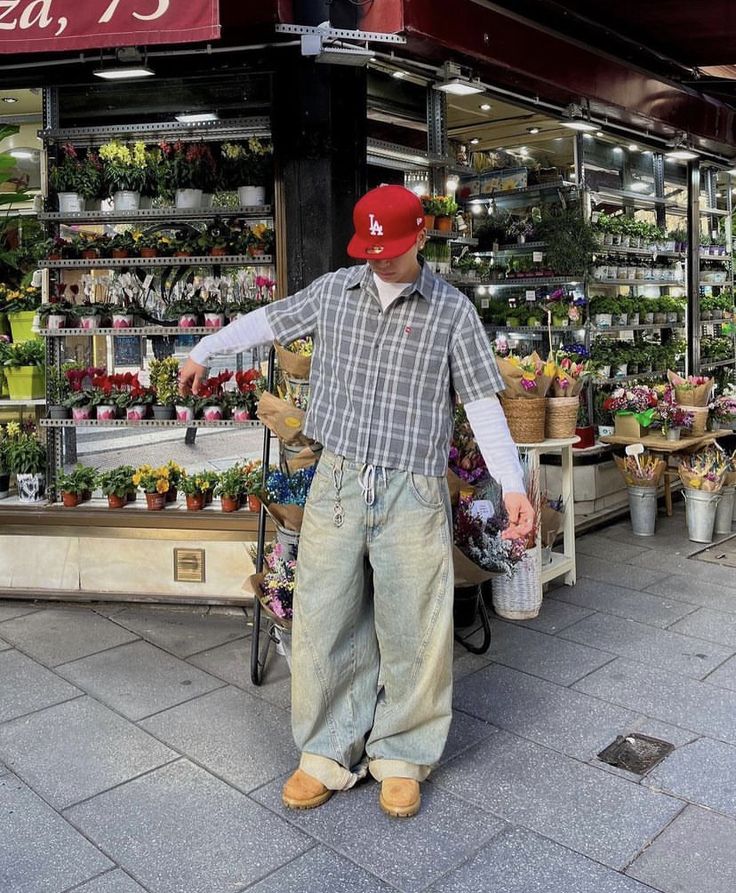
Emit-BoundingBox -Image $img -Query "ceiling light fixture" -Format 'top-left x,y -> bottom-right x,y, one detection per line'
392,70 -> 405,79
1,96 -> 18,103
665,133 -> 699,161
434,61 -> 483,96
628,144 -> 639,151
560,103 -> 597,132
527,127 -> 540,134
93,65 -> 154,80
175,112 -> 219,124
596,131 -> 604,137
480,103 -> 492,111
470,138 -> 480,145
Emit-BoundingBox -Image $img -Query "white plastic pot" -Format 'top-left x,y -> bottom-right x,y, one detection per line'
175,188 -> 203,209
57,192 -> 85,213
238,185 -> 266,206
113,190 -> 140,211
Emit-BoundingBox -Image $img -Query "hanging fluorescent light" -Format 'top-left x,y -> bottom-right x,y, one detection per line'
480,103 -> 492,111
9,149 -> 34,160
666,148 -> 699,160
93,65 -> 154,80
175,112 -> 219,124
434,61 -> 484,96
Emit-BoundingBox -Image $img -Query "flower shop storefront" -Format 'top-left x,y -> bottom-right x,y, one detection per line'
2,1 -> 736,609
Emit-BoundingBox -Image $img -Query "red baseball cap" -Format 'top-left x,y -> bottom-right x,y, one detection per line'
347,184 -> 425,260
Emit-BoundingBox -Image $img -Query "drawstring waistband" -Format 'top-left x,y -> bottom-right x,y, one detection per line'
327,453 -> 388,523
359,463 -> 387,507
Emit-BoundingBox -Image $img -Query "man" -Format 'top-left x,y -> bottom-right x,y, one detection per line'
179,184 -> 533,818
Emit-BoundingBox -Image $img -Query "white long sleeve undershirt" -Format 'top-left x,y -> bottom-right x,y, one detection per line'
188,306 -> 275,364
187,308 -> 524,493
464,396 -> 526,495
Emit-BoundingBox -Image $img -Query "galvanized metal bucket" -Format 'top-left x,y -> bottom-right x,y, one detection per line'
627,486 -> 658,537
683,489 -> 721,543
714,486 -> 735,536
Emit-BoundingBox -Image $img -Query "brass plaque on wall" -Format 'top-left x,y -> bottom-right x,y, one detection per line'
173,548 -> 206,583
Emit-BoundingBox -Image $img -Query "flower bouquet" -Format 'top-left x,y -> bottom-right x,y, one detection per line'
667,371 -> 714,407
256,391 -> 310,446
708,392 -> 736,429
248,541 -> 296,629
549,346 -> 596,397
653,386 -> 694,439
261,465 -> 316,534
496,351 -> 554,443
614,452 -> 666,488
275,338 -> 312,380
678,447 -> 730,492
603,385 -> 658,438
448,404 -> 487,491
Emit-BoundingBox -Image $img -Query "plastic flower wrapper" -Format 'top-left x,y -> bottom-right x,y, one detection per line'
453,477 -> 527,581
614,453 -> 666,488
262,465 -> 316,533
654,385 -> 694,433
496,351 -> 554,398
549,345 -> 596,397
248,541 -> 296,628
708,393 -> 736,425
448,404 -> 488,487
667,370 -> 714,407
603,385 -> 658,428
678,446 -> 730,492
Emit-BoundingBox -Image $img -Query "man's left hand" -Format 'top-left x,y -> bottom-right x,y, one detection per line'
502,492 -> 535,540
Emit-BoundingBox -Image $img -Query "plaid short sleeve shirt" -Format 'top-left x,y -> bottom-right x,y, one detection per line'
265,261 -> 503,476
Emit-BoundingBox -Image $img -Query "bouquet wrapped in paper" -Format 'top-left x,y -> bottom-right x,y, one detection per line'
549,345 -> 596,397
614,453 -> 666,487
261,465 -> 316,532
603,385 -> 658,430
257,391 -> 310,446
448,404 -> 488,488
496,351 -> 554,398
274,338 -> 312,379
708,393 -> 736,427
540,495 -> 565,547
678,446 -> 730,492
667,371 -> 714,407
452,477 -> 527,583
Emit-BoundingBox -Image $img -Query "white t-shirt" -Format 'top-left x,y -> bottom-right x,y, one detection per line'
372,273 -> 413,312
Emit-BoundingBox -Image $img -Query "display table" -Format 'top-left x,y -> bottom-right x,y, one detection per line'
517,436 -> 578,589
600,429 -> 732,516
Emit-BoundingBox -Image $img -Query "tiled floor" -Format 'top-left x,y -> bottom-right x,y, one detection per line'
2,504 -> 736,892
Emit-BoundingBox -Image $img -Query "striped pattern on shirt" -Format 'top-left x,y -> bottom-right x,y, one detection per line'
265,261 -> 503,476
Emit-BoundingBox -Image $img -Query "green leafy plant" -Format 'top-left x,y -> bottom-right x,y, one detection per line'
3,423 -> 46,474
214,465 -> 245,499
2,339 -> 45,367
98,140 -> 147,194
56,463 -> 96,495
149,356 -> 180,406
220,138 -> 273,187
537,204 -> 598,275
97,465 -> 136,499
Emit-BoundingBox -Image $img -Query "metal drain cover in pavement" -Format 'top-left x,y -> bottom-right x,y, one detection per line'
597,734 -> 674,774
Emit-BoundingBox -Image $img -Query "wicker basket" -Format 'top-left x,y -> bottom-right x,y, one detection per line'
491,550 -> 542,620
680,404 -> 709,436
545,396 -> 579,439
500,396 -> 546,444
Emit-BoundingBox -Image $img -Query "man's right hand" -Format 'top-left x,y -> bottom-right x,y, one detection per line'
179,357 -> 206,396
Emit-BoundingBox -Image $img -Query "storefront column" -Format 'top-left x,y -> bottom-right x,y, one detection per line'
686,159 -> 701,374
272,60 -> 367,293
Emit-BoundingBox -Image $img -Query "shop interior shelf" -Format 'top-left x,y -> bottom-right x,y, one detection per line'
39,206 -> 273,224
40,326 -> 232,337
594,370 -> 668,385
541,551 -> 575,586
426,230 -> 478,245
699,253 -> 732,261
700,207 -> 730,216
39,418 -> 261,428
590,322 -> 684,331
595,245 -> 684,257
592,279 -> 685,286
39,254 -> 272,269
700,280 -> 731,286
41,116 -> 271,145
473,276 -> 581,288
478,241 -> 547,255
700,358 -> 736,369
464,181 -> 576,201
0,399 -> 46,406
484,324 -> 582,333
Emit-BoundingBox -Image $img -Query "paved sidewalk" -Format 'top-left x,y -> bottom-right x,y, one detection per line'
2,505 -> 736,892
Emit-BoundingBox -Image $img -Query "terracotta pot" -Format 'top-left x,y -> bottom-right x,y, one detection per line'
209,247 -> 227,257
165,485 -> 178,504
61,491 -> 81,507
145,492 -> 166,511
173,250 -> 190,257
435,215 -> 453,233
186,493 -> 205,511
107,494 -> 126,509
140,247 -> 157,258
220,495 -> 240,512
111,249 -> 129,259
423,214 -> 436,230
247,494 -> 261,512
81,249 -> 100,259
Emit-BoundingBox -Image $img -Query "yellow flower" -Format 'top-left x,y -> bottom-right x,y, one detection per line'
155,479 -> 170,494
199,479 -> 210,491
132,472 -> 142,486
6,421 -> 20,436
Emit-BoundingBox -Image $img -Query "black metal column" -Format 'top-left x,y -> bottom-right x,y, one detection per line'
686,160 -> 701,375
427,87 -> 448,195
272,59 -> 367,294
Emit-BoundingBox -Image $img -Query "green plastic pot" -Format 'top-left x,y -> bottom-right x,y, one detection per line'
4,365 -> 45,400
7,311 -> 39,344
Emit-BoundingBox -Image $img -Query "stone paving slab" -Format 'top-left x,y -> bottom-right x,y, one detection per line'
252,773 -> 508,893
487,621 -> 614,685
0,607 -> 139,668
704,654 -> 736,691
548,578 -> 699,628
450,640 -> 494,681
140,685 -> 298,793
187,635 -> 292,710
0,637 -> 9,652
0,774 -> 112,893
439,711 -> 499,766
66,870 -> 150,893
424,826 -> 656,893
644,737 -> 736,817
575,534 -> 651,563
511,597 -> 595,634
631,549 -> 736,586
669,606 -> 736,648
57,639 -> 226,721
432,730 -> 683,870
574,658 -> 736,744
626,805 -> 736,893
0,696 -> 177,809
0,601 -> 44,622
645,574 -> 736,614
574,554 -> 670,590
558,612 -> 734,680
65,760 -> 312,893
108,605 -> 248,658
0,649 -> 81,723
453,663 -> 643,761
244,845 -> 396,893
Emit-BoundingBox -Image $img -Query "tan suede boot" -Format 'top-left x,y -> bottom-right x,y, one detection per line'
282,769 -> 334,810
379,777 -> 421,818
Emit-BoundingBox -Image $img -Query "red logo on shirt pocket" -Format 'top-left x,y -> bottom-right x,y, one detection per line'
404,326 -> 412,335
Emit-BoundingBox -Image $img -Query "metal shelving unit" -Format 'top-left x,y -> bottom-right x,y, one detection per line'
39,254 -> 272,269
39,206 -> 272,224
40,418 -> 261,428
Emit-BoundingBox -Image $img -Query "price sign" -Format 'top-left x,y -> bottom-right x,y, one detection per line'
480,299 -> 490,309
525,289 -> 536,303
532,251 -> 544,263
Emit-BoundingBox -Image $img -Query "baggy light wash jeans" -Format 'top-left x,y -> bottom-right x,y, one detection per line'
291,450 -> 454,790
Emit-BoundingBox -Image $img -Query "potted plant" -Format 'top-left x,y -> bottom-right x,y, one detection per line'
201,296 -> 226,329
175,392 -> 198,422
97,465 -> 135,509
420,195 -> 436,230
214,465 -> 244,512
246,222 -> 275,257
0,423 -> 10,498
56,463 -> 96,507
5,285 -> 41,343
226,369 -> 260,421
2,340 -> 45,400
49,144 -> 88,213
164,460 -> 183,503
241,459 -> 265,511
603,385 -> 658,438
46,365 -> 72,419
149,356 -> 179,420
165,297 -> 201,328
74,302 -> 105,331
98,139 -> 147,210
38,299 -> 75,331
196,371 -> 233,420
132,464 -> 171,510
123,381 -> 155,421
197,469 -> 220,505
537,205 -> 598,275
221,138 -> 273,206
589,295 -> 620,328
4,421 -> 47,503
179,471 -> 211,511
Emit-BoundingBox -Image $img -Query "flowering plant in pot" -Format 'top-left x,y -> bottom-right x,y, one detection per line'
196,370 -> 233,420
174,392 -> 197,422
99,140 -> 147,206
132,464 -> 171,510
97,465 -> 135,509
200,295 -> 227,329
163,460 -> 183,503
38,299 -> 75,331
149,356 -> 179,419
709,392 -> 736,428
56,464 -> 96,507
158,141 -> 216,205
122,380 -> 155,420
226,369 -> 260,421
3,420 -> 47,502
245,223 -> 275,256
49,144 -> 103,211
108,231 -> 138,260
214,465 -> 244,511
221,138 -> 272,203
603,385 -> 659,437
654,389 -> 694,440
164,297 -> 201,328
179,471 -> 213,511
241,459 -> 265,511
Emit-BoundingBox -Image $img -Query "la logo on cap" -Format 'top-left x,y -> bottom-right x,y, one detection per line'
368,213 -> 383,236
